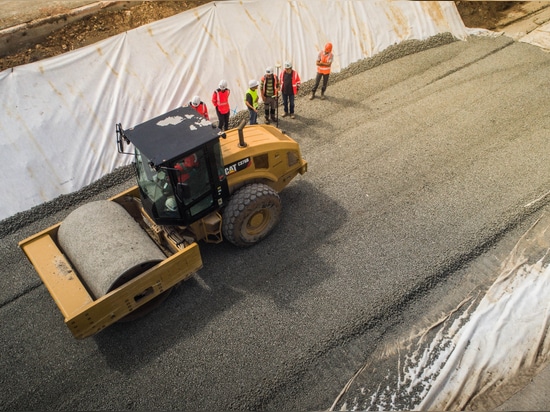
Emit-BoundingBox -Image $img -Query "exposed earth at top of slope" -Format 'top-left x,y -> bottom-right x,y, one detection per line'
0,1 -> 524,72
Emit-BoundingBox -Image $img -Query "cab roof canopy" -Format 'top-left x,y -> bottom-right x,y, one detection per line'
123,106 -> 218,168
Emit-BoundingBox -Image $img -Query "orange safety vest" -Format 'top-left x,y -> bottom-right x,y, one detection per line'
212,88 -> 230,114
317,51 -> 333,75
279,69 -> 301,95
190,101 -> 209,120
175,154 -> 199,183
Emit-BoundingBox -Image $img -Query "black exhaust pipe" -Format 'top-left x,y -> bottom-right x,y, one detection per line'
237,119 -> 247,148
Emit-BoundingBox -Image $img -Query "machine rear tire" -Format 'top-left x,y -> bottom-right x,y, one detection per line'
222,183 -> 281,247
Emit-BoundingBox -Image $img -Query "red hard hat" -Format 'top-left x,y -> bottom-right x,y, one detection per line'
324,42 -> 332,53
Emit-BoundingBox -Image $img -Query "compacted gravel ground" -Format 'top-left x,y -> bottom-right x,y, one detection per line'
1,3 -> 550,411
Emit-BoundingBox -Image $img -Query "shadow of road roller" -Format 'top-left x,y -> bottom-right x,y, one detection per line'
57,200 -> 170,322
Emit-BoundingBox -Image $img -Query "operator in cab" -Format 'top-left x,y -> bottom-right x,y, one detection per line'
174,153 -> 199,183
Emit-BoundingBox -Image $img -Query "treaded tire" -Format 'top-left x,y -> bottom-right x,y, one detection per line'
222,183 -> 281,247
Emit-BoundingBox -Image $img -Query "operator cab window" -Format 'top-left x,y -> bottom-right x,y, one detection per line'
135,148 -> 179,219
173,149 -> 213,216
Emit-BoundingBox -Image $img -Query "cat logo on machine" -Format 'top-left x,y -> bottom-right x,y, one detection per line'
225,157 -> 251,176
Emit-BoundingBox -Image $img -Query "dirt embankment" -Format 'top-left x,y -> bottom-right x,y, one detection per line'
0,1 -> 522,72
455,1 -> 522,29
0,0 -> 211,71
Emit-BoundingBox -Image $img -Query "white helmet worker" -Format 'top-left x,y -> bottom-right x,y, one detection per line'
191,95 -> 201,107
219,79 -> 227,90
265,66 -> 273,74
249,79 -> 259,88
284,61 -> 292,69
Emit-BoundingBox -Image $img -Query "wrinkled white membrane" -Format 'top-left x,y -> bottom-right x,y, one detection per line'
0,0 -> 468,220
519,22 -> 550,51
332,215 -> 550,411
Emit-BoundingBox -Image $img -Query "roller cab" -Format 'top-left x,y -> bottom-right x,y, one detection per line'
116,107 -> 307,232
117,106 -> 231,228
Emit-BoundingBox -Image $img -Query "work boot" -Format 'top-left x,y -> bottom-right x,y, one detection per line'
309,92 -> 315,100
320,92 -> 325,100
271,116 -> 277,123
282,112 -> 289,118
265,116 -> 270,124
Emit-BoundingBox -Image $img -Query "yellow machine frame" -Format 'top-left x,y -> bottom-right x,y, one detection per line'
19,189 -> 203,339
19,123 -> 307,339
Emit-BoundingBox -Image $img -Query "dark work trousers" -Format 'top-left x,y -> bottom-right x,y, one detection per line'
248,108 -> 258,125
216,108 -> 230,131
282,93 -> 295,114
312,72 -> 330,94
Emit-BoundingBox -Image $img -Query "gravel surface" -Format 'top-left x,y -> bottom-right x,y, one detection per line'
2,33 -> 550,411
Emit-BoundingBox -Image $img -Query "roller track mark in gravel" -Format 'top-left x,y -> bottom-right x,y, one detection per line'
430,40 -> 514,84
0,283 -> 42,308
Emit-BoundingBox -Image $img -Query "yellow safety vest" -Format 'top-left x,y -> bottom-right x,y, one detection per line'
246,88 -> 259,109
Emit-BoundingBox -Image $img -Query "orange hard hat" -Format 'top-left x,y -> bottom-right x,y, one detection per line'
324,42 -> 332,53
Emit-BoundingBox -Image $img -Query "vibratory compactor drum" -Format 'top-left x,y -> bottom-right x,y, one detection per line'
57,200 -> 166,311
19,189 -> 203,339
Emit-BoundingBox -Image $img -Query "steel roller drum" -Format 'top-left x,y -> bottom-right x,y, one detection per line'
57,200 -> 166,299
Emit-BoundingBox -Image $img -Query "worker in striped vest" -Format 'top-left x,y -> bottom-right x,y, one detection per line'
260,67 -> 279,124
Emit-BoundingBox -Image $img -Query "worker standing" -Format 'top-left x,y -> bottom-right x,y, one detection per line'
189,95 -> 209,120
212,79 -> 230,131
279,61 -> 301,119
310,42 -> 333,100
260,67 -> 279,124
245,80 -> 260,125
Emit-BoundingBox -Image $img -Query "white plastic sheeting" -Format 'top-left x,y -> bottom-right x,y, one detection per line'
520,21 -> 550,51
0,1 -> 468,220
332,214 -> 550,411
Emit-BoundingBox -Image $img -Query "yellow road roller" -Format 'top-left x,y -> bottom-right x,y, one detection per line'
19,106 -> 307,339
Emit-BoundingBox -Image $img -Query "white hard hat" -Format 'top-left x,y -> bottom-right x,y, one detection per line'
265,66 -> 273,74
284,61 -> 292,69
165,197 -> 177,212
219,79 -> 227,90
191,95 -> 201,107
249,79 -> 259,88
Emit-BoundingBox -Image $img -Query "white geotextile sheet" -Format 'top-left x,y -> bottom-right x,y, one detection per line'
417,216 -> 550,410
331,214 -> 550,411
520,21 -> 550,51
0,0 -> 468,221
